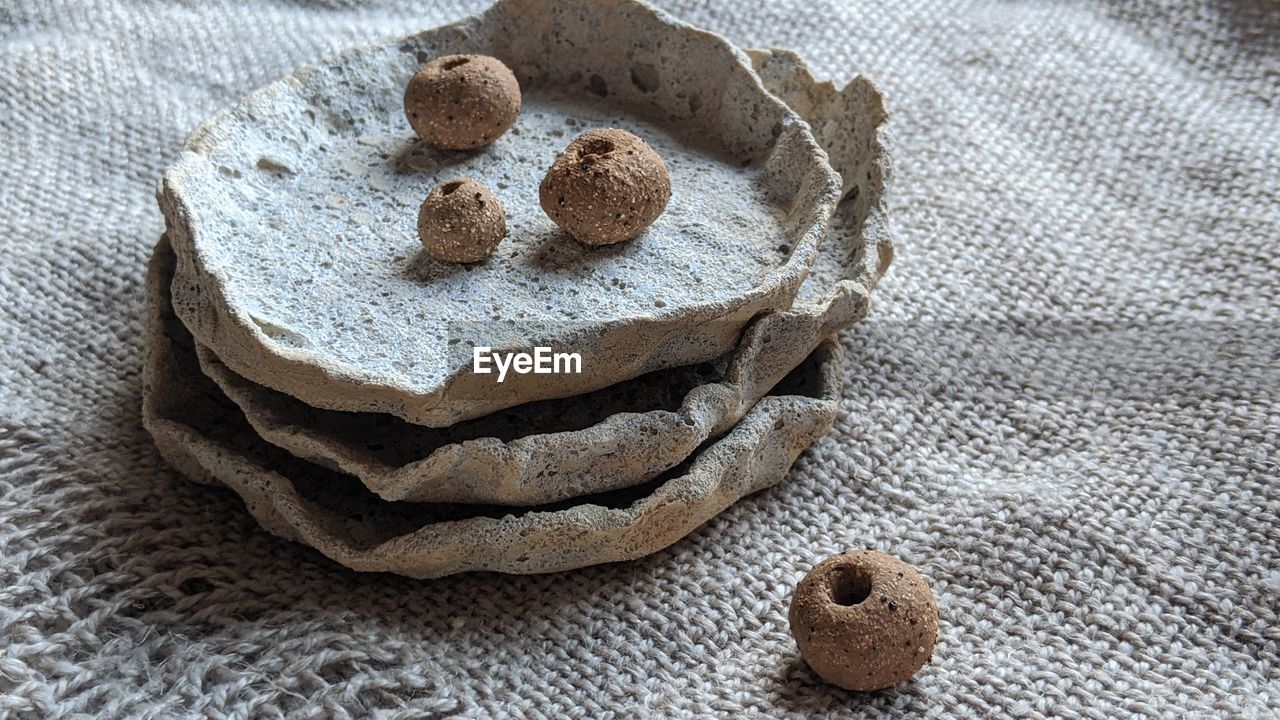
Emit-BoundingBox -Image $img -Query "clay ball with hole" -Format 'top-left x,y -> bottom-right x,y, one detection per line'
404,54 -> 521,150
418,178 -> 507,263
539,128 -> 672,246
789,550 -> 939,692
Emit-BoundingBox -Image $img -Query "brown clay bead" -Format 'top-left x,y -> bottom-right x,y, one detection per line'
538,128 -> 671,246
789,550 -> 939,691
417,178 -> 506,263
404,55 -> 520,150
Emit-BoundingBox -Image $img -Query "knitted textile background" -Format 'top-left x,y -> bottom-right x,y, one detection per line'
1,0 -> 1277,716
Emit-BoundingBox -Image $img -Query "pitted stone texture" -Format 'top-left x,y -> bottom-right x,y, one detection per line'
159,0 -> 840,427
747,48 -> 895,304
193,51 -> 893,505
144,237 -> 843,578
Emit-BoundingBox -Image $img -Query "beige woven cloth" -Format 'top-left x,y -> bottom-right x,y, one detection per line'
1,0 -> 1276,716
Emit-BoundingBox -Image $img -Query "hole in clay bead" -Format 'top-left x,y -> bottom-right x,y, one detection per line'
831,567 -> 873,606
441,181 -> 463,195
442,57 -> 470,70
577,138 -> 615,158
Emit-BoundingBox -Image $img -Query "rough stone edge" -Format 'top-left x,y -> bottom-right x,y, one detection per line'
746,48 -> 896,294
143,237 -> 844,577
192,48 -> 892,506
157,0 -> 842,427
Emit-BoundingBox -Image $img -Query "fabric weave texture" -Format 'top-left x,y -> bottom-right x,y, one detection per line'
1,0 -> 1277,717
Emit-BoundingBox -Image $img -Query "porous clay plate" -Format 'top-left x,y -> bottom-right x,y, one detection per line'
192,49 -> 892,505
143,239 -> 843,578
159,0 -> 840,427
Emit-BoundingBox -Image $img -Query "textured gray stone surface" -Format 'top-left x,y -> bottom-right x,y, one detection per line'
160,0 -> 840,427
748,48 -> 894,304
144,236 -> 843,577
192,49 -> 892,505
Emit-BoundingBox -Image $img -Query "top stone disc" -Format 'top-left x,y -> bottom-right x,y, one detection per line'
159,0 -> 839,427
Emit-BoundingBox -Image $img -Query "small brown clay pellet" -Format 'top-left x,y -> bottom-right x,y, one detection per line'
404,55 -> 520,150
538,128 -> 671,246
417,178 -> 506,263
789,550 -> 939,691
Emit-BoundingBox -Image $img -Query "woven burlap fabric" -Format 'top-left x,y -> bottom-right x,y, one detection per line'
2,0 -> 1277,716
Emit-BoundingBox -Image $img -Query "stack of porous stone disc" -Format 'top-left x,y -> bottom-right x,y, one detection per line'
144,0 -> 892,578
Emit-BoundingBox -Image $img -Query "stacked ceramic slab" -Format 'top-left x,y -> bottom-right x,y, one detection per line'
144,0 -> 892,578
